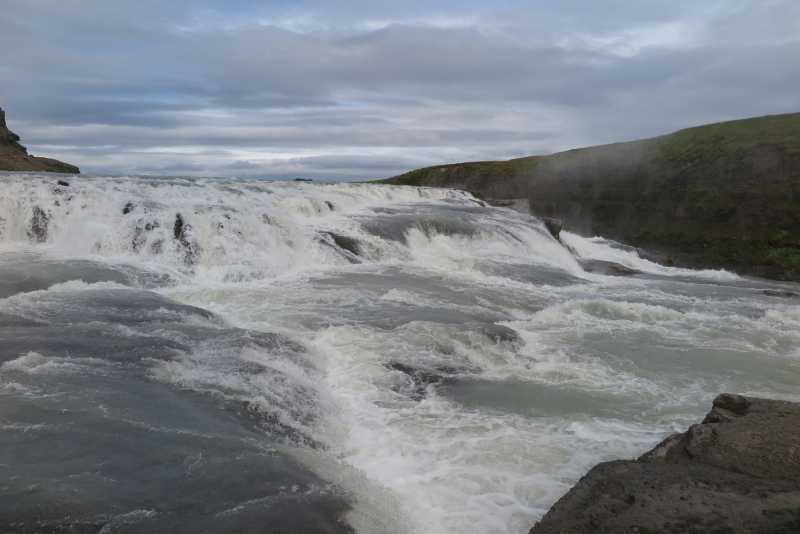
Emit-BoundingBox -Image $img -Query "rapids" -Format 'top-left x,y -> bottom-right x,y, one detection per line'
1,172 -> 799,533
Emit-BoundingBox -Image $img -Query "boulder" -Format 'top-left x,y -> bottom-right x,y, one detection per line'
529,393 -> 800,534
542,218 -> 563,240
480,323 -> 523,344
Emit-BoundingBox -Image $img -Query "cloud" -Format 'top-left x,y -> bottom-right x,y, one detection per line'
1,0 -> 798,181
225,159 -> 262,169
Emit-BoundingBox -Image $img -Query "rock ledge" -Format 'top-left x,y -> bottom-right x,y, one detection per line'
530,393 -> 800,534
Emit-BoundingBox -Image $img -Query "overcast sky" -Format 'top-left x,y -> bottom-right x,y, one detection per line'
1,0 -> 798,181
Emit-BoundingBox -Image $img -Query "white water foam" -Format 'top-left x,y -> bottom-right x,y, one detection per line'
2,174 -> 799,534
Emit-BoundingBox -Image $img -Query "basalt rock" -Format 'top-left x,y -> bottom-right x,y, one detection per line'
0,107 -> 80,174
529,393 -> 800,534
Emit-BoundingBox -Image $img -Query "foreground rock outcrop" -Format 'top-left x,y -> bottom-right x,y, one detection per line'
530,393 -> 800,534
0,107 -> 79,174
380,112 -> 800,282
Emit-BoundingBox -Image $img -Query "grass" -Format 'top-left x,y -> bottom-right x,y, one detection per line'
378,112 -> 800,280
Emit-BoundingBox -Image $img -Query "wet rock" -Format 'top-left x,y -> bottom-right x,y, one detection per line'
387,362 -> 456,400
480,324 -> 524,344
484,198 -> 530,215
530,393 -> 800,534
542,218 -> 562,240
578,259 -> 640,276
27,206 -> 49,242
764,289 -> 798,298
325,201 -> 334,211
323,232 -> 361,257
122,201 -> 135,214
294,178 -> 313,181
57,179 -> 70,187
636,247 -> 675,266
173,213 -> 198,265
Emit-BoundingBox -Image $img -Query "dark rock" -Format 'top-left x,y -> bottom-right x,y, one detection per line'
578,259 -> 641,276
57,179 -> 70,187
294,178 -> 313,181
0,107 -> 27,152
480,324 -> 524,344
325,201 -> 334,211
122,202 -> 135,215
173,213 -> 186,241
172,213 -> 198,265
387,362 -> 449,400
0,107 -> 80,174
542,218 -> 562,240
323,232 -> 361,257
764,289 -> 798,297
530,393 -> 800,534
317,232 -> 362,264
636,247 -> 675,266
27,206 -> 49,242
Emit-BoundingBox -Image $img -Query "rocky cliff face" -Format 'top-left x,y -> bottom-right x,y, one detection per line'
530,393 -> 800,534
382,113 -> 800,281
0,108 -> 80,174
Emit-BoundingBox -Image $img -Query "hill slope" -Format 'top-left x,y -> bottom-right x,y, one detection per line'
380,113 -> 800,281
0,107 -> 80,174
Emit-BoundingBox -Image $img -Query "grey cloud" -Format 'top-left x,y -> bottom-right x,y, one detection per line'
157,162 -> 207,172
225,160 -> 262,169
286,154 -> 422,170
1,0 -> 798,182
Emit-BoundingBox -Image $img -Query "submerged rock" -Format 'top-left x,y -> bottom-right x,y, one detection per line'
485,197 -> 530,214
636,247 -> 675,266
764,289 -> 798,298
27,206 -> 49,243
319,231 -> 362,263
529,393 -> 800,534
480,323 -> 524,344
578,259 -> 640,276
386,362 -> 467,401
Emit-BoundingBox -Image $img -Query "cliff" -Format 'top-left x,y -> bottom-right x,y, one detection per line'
530,393 -> 800,534
0,107 -> 80,174
380,113 -> 800,281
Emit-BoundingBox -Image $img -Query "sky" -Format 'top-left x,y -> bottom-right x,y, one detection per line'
1,0 -> 798,181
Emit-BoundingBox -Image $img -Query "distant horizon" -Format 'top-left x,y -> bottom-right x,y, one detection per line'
2,0 -> 799,182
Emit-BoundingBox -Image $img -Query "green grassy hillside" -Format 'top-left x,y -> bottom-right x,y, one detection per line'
380,113 -> 800,281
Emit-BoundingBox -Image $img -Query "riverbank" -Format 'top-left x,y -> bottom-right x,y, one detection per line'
379,112 -> 800,282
